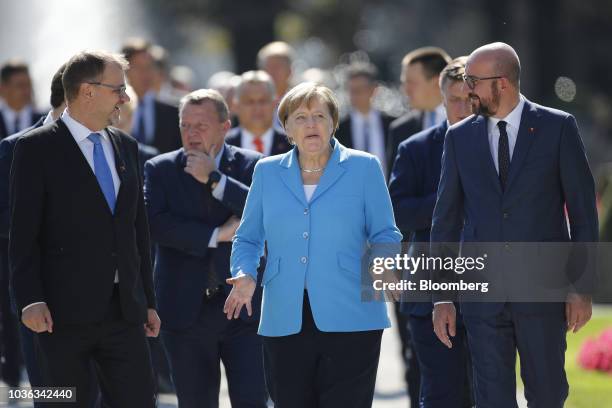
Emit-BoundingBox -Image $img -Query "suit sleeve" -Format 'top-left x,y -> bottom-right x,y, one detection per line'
365,156 -> 403,246
389,141 -> 437,233
559,115 -> 599,295
132,142 -> 156,309
144,159 -> 217,257
0,139 -> 15,238
429,130 -> 464,302
559,115 -> 598,242
230,161 -> 266,280
8,137 -> 45,313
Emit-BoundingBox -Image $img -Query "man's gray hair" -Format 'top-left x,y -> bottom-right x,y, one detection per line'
178,88 -> 229,122
234,70 -> 276,100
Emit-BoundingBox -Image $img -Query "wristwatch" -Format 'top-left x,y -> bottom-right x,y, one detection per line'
206,170 -> 221,190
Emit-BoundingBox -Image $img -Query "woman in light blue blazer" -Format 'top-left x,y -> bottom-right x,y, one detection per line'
224,82 -> 402,408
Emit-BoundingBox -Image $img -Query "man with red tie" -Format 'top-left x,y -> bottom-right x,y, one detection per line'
224,70 -> 291,156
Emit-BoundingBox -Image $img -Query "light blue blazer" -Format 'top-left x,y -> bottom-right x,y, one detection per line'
230,139 -> 402,337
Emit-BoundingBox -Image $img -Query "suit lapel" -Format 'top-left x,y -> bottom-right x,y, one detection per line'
55,120 -> 114,213
0,114 -> 7,139
309,139 -> 346,204
505,100 -> 539,193
219,143 -> 236,176
473,116 -> 502,195
106,127 -> 129,213
279,149 -> 308,207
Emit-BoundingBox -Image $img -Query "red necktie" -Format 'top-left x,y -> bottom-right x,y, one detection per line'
253,138 -> 264,154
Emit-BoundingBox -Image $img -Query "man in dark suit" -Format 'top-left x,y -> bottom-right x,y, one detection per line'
389,57 -> 473,408
0,60 -> 45,140
121,38 -> 181,153
335,62 -> 396,178
225,70 -> 291,156
431,43 -> 598,407
0,63 -> 67,395
144,89 -> 267,407
388,47 -> 451,168
9,50 -> 160,407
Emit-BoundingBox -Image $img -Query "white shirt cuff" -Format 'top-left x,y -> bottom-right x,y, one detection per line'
208,227 -> 220,248
211,174 -> 227,201
433,301 -> 453,306
22,302 -> 46,313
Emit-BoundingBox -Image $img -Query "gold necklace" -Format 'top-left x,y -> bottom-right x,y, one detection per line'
300,167 -> 324,173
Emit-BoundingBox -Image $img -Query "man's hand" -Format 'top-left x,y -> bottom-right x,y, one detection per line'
144,308 -> 161,337
184,147 -> 217,184
566,293 -> 592,333
433,303 -> 456,349
223,275 -> 256,320
218,216 -> 241,243
22,303 -> 53,333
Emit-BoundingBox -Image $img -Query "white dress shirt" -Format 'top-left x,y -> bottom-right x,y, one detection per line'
2,105 -> 33,134
303,184 -> 317,202
350,109 -> 387,175
207,146 -> 228,248
487,95 -> 525,174
422,104 -> 447,130
240,127 -> 274,156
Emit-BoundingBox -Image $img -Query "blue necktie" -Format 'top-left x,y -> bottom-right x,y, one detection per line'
88,133 -> 116,213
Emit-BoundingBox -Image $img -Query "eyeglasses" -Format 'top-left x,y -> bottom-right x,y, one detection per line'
87,82 -> 128,96
462,74 -> 504,90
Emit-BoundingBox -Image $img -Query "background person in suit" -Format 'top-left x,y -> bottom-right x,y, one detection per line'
386,46 -> 451,404
389,56 -> 473,408
388,47 -> 451,168
144,89 -> 266,408
225,82 -> 402,408
0,60 -> 45,140
225,70 -> 291,156
335,62 -> 396,178
431,42 -> 598,407
121,38 -> 181,153
9,50 -> 160,408
0,63 -> 67,395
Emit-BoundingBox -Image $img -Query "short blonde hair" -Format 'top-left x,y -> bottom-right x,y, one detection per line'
277,82 -> 340,133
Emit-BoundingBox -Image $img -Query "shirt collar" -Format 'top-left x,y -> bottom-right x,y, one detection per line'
488,95 -> 525,132
351,109 -> 378,123
42,110 -> 55,125
61,109 -> 109,143
241,127 -> 274,143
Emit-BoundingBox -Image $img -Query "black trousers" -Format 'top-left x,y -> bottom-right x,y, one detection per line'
263,291 -> 383,408
35,285 -> 155,408
162,293 -> 267,408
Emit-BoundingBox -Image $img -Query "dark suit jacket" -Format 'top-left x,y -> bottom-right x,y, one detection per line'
224,126 -> 291,156
0,109 -> 45,140
430,99 -> 599,315
334,111 -> 396,174
388,110 -> 423,170
389,121 -> 447,316
144,144 -> 262,330
9,119 -> 156,326
151,100 -> 181,154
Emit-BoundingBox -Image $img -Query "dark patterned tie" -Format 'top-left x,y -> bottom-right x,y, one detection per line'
497,120 -> 510,191
363,119 -> 370,153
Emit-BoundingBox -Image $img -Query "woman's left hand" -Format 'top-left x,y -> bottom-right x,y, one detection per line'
223,275 -> 256,319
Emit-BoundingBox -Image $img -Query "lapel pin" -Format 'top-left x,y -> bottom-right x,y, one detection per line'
529,127 -> 535,133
